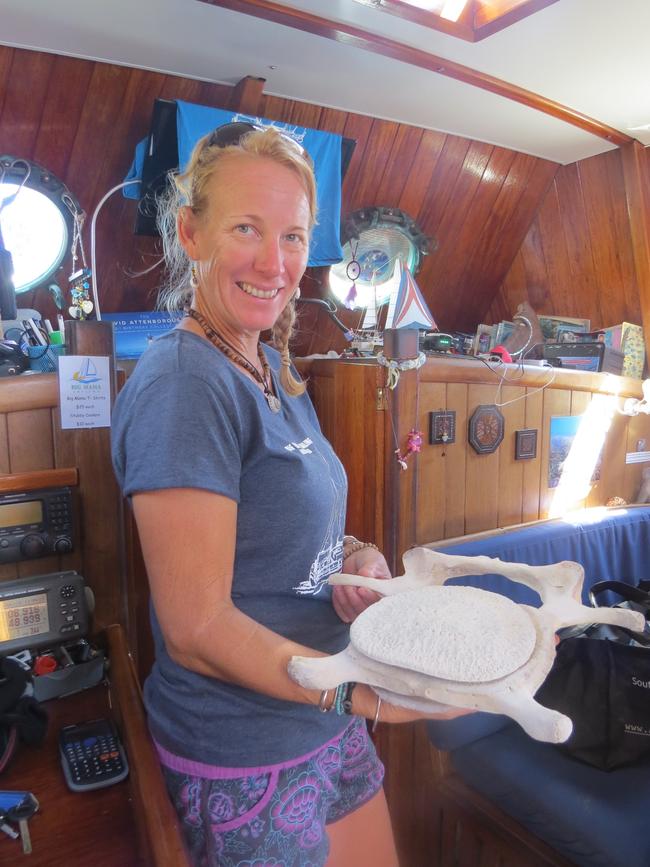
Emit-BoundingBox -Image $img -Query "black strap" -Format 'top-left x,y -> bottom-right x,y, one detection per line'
589,580 -> 650,609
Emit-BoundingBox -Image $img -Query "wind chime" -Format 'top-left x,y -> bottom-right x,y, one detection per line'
67,203 -> 94,320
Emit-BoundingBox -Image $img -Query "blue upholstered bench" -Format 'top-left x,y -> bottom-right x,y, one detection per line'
426,506 -> 650,867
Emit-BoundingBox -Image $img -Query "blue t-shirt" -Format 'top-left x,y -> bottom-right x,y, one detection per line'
111,330 -> 350,766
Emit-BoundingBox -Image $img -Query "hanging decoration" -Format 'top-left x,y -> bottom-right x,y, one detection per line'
67,203 -> 93,320
343,241 -> 360,309
394,428 -> 424,470
376,349 -> 426,390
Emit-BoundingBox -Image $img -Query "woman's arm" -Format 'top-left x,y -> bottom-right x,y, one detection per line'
133,487 -> 468,723
133,486 -> 327,706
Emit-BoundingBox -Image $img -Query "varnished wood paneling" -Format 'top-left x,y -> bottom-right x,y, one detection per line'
493,148 -> 645,334
522,386 -> 544,522
0,467 -> 77,493
304,357 -> 650,573
7,408 -> 54,472
465,384 -> 501,534
415,382 -> 447,544
0,44 -> 561,354
497,386 -> 526,527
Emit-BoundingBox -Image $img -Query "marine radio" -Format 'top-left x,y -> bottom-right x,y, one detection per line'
0,571 -> 89,656
0,487 -> 74,564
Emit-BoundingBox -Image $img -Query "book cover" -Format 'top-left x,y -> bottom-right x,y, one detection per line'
103,312 -> 183,359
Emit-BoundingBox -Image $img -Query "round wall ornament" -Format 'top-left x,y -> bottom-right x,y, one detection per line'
468,404 -> 505,455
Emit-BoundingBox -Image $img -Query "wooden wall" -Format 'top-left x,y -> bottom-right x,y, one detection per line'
1,44 -> 558,357
302,357 -> 650,570
491,147 -> 646,331
0,322 -> 127,632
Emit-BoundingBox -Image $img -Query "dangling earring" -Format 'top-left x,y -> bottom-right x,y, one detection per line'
294,286 -> 301,300
190,264 -> 199,290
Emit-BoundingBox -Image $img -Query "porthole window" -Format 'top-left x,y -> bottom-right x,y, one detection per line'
0,157 -> 80,294
329,207 -> 433,311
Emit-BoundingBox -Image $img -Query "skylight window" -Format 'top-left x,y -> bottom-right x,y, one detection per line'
358,0 -> 559,42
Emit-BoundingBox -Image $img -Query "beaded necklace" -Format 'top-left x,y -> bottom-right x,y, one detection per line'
186,308 -> 281,413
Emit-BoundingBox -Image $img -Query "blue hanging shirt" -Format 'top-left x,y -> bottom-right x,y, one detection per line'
124,100 -> 343,267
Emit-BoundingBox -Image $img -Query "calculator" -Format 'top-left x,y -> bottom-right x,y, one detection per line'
59,718 -> 129,792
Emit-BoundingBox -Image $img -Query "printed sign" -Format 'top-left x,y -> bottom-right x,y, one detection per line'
58,355 -> 111,429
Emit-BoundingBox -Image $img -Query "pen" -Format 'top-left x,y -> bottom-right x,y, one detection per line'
44,319 -> 53,334
57,314 -> 65,343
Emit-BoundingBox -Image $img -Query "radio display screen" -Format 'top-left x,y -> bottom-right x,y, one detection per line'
0,593 -> 50,641
0,500 -> 42,529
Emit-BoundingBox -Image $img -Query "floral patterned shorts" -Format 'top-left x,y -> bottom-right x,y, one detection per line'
158,716 -> 384,867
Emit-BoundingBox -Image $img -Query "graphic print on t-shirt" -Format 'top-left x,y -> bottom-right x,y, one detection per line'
292,437 -> 347,596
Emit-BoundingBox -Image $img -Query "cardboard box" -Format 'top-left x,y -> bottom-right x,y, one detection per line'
602,322 -> 645,379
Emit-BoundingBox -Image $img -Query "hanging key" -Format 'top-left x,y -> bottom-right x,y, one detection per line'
6,793 -> 39,855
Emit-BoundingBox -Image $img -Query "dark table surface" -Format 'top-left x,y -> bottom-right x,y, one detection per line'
0,683 -> 140,866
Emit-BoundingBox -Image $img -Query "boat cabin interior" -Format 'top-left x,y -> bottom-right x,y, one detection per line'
1,2 -> 649,865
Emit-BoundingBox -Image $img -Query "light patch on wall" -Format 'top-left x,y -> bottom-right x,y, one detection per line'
548,395 -> 618,518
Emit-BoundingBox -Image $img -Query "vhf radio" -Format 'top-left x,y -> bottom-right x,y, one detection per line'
0,487 -> 74,564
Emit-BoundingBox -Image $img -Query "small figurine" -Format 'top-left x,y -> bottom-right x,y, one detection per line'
395,428 -> 424,471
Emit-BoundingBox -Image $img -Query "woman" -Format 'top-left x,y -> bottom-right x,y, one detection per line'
112,122 -> 462,867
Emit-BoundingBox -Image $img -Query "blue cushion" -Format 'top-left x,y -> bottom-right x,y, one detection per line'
451,723 -> 650,867
433,506 -> 650,605
426,712 -> 509,751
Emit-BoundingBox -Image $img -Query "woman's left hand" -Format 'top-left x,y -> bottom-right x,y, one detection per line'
332,547 -> 392,623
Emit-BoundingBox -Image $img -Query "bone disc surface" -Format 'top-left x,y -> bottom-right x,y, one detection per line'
349,586 -> 536,682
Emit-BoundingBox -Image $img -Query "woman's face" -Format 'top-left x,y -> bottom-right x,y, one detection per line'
180,153 -> 311,341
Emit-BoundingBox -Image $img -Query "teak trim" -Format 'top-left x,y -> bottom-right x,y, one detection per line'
200,0 -> 634,146
366,0 -> 561,43
0,468 -> 79,493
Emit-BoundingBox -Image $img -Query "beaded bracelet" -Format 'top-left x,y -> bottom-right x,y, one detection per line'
318,682 -> 356,715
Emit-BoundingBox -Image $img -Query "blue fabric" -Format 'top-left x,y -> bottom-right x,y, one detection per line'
424,507 -> 650,865
122,137 -> 146,196
451,724 -> 650,867
124,101 -> 344,267
433,507 -> 650,606
111,330 -> 350,767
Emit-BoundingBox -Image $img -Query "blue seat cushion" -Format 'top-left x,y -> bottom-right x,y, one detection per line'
450,723 -> 650,867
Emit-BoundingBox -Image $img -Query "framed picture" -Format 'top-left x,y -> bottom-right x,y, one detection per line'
515,429 -> 537,460
548,415 -> 603,489
468,405 -> 505,455
538,316 -> 591,342
429,411 -> 456,445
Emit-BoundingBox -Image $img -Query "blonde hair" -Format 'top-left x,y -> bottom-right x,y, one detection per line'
157,126 -> 317,396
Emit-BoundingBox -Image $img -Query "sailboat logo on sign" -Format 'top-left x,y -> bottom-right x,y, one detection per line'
71,358 -> 101,384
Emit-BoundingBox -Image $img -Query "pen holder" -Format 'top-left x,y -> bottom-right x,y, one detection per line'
27,344 -> 66,373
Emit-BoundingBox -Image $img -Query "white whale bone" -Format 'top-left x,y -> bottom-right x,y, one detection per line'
289,548 -> 646,743
330,547 -> 585,603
